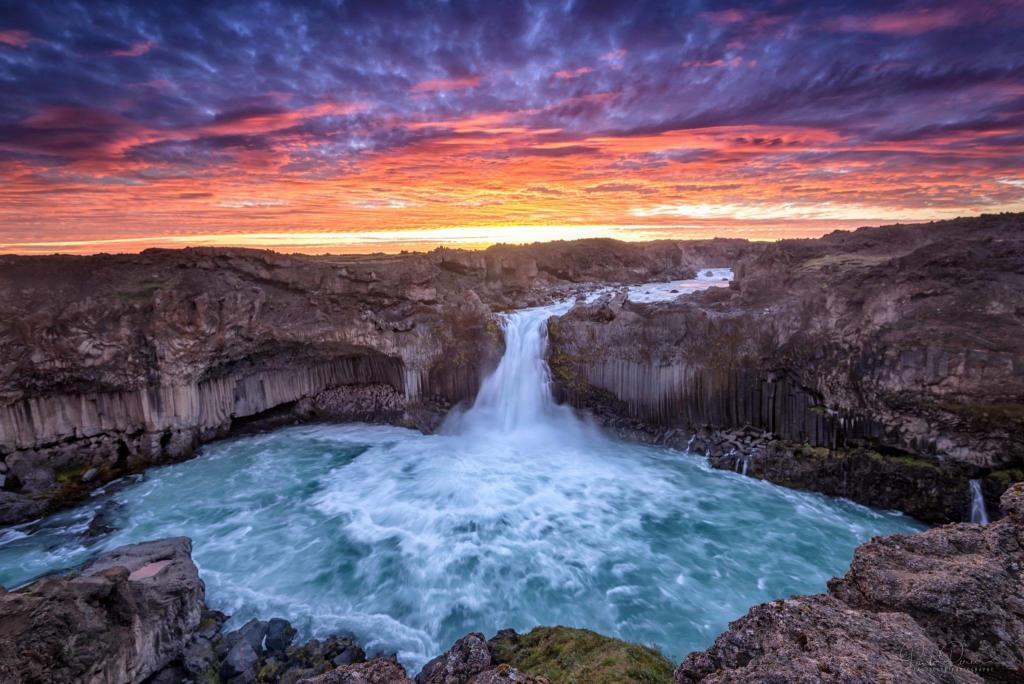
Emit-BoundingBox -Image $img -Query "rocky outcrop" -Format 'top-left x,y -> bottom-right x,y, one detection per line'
677,595 -> 980,683
0,538 -> 204,684
549,214 -> 1024,522
676,483 -> 1024,683
0,239 -> 742,525
829,484 -> 1024,681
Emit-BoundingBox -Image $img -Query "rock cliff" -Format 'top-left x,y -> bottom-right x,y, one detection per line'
548,214 -> 1024,522
0,238 -> 739,525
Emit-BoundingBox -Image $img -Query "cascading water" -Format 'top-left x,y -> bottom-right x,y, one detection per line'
969,479 -> 989,524
0,273 -> 923,672
443,301 -> 582,437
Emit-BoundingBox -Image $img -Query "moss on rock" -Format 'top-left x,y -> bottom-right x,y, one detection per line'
490,626 -> 674,684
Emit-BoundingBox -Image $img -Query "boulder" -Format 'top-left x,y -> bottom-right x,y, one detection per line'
416,632 -> 492,683
0,537 -> 204,684
678,484 -> 1024,683
267,617 -> 299,653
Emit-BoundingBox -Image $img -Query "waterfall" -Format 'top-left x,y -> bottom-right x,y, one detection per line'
442,302 -> 588,438
969,479 -> 989,524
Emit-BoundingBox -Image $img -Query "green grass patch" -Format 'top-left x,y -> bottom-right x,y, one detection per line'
491,626 -> 674,684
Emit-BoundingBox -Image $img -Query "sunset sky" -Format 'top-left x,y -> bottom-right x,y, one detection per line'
1,0 -> 1023,254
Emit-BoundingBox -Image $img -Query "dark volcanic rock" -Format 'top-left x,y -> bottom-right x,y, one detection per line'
267,616 -> 299,653
416,632 -> 493,683
0,537 -> 204,684
829,484 -> 1024,681
676,595 -> 980,684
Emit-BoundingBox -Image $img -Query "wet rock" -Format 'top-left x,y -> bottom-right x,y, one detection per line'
222,638 -> 261,682
217,618 -> 269,681
267,617 -> 299,653
675,595 -> 980,683
81,467 -> 98,483
0,537 -> 204,684
416,632 -> 492,683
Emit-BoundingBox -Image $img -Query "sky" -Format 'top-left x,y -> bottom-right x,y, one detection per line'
1,0 -> 1023,254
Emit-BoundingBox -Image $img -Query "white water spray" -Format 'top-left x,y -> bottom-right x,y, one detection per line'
969,479 -> 989,524
444,302 -> 584,437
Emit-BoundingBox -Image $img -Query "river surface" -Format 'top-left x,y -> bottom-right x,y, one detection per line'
0,271 -> 922,671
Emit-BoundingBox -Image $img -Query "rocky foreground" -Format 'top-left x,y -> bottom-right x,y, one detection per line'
1,483 -> 1021,683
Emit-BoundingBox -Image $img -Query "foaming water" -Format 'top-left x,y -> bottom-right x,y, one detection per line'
0,272 -> 920,672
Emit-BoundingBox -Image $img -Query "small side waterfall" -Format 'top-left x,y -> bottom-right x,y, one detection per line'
969,479 -> 989,524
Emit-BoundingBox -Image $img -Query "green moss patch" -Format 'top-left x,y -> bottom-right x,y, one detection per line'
987,468 -> 1024,486
491,626 -> 674,684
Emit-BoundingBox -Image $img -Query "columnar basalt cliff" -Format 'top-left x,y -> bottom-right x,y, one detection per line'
548,214 -> 1024,522
0,239 -> 743,525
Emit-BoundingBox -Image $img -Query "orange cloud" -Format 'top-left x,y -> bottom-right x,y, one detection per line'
554,66 -> 593,79
0,29 -> 33,48
111,40 -> 156,57
411,76 -> 481,93
826,8 -> 963,36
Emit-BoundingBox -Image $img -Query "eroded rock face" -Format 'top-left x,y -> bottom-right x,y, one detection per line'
549,215 -> 1024,521
676,483 -> 1024,683
0,537 -> 204,684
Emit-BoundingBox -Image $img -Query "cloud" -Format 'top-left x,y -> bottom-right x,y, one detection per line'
0,29 -> 33,48
216,198 -> 288,208
411,76 -> 481,93
554,66 -> 593,79
825,8 -> 963,36
584,183 -> 655,194
500,145 -> 600,157
0,0 -> 1022,250
110,40 -> 155,57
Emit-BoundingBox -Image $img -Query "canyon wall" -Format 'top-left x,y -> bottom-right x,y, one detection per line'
0,239 -> 737,525
549,214 -> 1024,522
